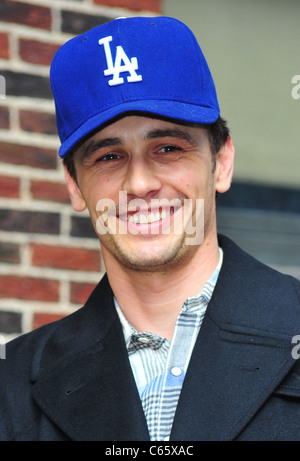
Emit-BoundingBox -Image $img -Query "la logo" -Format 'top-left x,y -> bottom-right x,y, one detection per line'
99,35 -> 142,87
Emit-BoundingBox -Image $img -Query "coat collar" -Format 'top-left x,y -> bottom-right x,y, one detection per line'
31,275 -> 149,441
31,235 -> 300,441
171,235 -> 300,440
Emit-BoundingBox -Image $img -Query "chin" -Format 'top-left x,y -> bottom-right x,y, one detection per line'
115,236 -> 196,273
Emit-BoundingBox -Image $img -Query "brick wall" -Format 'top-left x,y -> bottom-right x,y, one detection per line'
0,0 -> 162,341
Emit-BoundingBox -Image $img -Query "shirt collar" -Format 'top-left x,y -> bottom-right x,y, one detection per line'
114,247 -> 223,349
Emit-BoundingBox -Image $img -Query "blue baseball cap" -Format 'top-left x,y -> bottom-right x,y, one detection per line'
50,16 -> 220,158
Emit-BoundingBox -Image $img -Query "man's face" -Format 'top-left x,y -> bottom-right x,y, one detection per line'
65,116 -> 234,272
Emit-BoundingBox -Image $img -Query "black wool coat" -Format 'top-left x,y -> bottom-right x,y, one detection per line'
1,235 -> 300,441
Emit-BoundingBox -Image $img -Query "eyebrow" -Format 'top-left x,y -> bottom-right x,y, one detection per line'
79,127 -> 198,162
146,128 -> 198,146
79,137 -> 122,162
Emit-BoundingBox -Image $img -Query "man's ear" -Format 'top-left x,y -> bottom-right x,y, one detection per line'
214,136 -> 235,194
63,164 -> 87,212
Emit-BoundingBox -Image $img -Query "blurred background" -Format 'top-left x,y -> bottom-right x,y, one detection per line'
0,0 -> 299,340
165,0 -> 300,274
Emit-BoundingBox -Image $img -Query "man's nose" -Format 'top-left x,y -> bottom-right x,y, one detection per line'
123,158 -> 162,199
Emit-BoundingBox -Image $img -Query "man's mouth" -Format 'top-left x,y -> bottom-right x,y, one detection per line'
95,194 -> 191,237
122,208 -> 173,224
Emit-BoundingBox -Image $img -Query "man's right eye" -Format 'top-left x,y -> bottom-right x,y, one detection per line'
96,153 -> 121,162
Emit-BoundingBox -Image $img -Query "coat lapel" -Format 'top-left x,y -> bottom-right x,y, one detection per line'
170,311 -> 296,441
31,275 -> 149,441
170,235 -> 300,441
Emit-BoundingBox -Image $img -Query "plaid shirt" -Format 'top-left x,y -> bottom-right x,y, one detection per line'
115,248 -> 223,441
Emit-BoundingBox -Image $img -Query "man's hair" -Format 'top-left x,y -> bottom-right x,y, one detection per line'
63,115 -> 230,181
206,116 -> 230,171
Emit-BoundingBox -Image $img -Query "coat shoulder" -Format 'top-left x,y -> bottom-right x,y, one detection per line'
215,234 -> 300,334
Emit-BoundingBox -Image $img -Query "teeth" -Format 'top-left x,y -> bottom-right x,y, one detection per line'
147,213 -> 155,223
139,214 -> 147,224
128,210 -> 170,224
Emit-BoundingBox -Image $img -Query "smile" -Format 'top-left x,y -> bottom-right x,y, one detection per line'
125,209 -> 172,224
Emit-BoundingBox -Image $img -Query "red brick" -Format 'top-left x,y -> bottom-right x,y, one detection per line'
0,242 -> 20,264
0,106 -> 10,129
20,109 -> 57,135
33,312 -> 66,330
31,244 -> 101,272
0,175 -> 20,198
0,142 -> 57,170
31,180 -> 70,203
92,0 -> 161,12
19,39 -> 60,66
0,0 -> 51,30
0,209 -> 60,235
0,275 -> 59,302
71,282 -> 96,305
3,69 -> 52,99
0,32 -> 9,59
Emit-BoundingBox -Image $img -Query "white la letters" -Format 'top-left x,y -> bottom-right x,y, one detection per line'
99,35 -> 142,86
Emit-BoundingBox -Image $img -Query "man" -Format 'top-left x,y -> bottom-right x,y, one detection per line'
0,16 -> 300,442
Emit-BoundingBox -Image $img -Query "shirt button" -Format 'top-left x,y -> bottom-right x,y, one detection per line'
138,336 -> 150,343
171,366 -> 182,377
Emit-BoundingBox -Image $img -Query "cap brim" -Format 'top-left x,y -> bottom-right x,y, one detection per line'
58,100 -> 219,158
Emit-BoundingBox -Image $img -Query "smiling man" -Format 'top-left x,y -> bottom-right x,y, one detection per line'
65,114 -> 233,343
1,16 -> 300,442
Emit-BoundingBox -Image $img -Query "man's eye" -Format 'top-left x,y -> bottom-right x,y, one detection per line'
159,145 -> 182,154
97,153 -> 121,162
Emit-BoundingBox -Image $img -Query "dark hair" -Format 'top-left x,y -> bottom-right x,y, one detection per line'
63,149 -> 77,181
63,115 -> 230,180
206,116 -> 230,171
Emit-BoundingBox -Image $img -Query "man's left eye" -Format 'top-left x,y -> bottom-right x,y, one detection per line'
159,145 -> 182,153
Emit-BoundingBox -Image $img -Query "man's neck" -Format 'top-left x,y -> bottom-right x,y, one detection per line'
103,235 -> 220,341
